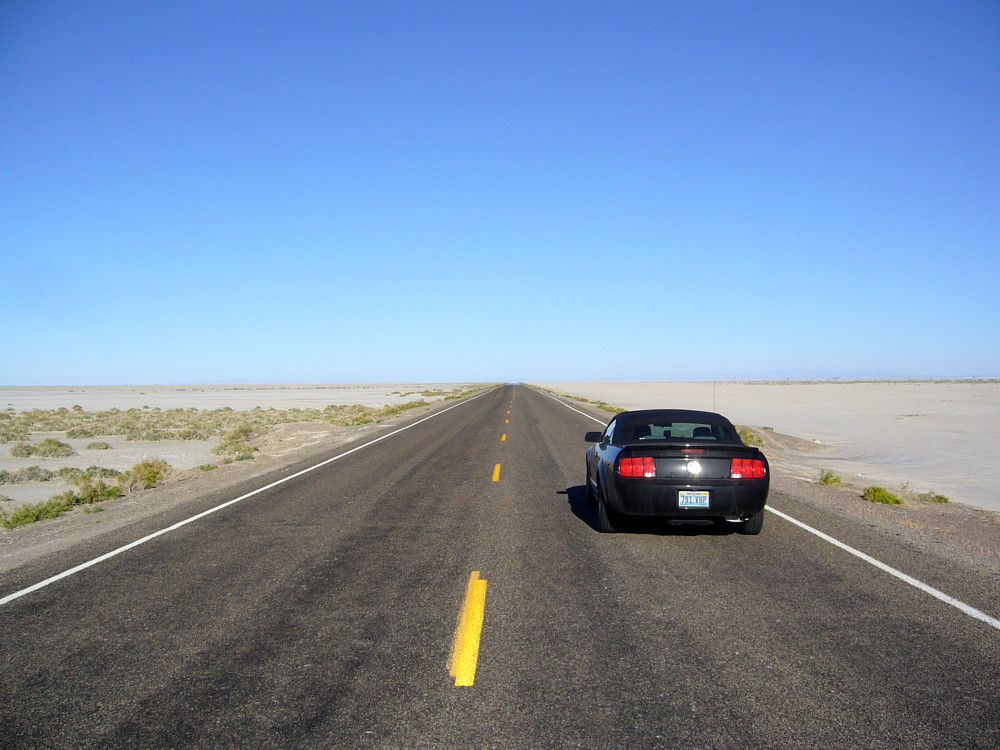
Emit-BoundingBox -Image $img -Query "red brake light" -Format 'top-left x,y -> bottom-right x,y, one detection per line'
619,456 -> 656,478
730,457 -> 766,479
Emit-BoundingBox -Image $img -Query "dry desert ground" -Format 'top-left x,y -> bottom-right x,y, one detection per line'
534,379 -> 1000,513
0,384 -> 481,508
2,381 -> 998,582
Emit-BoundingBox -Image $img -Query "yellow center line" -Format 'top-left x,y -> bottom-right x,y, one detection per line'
492,463 -> 501,481
448,571 -> 488,686
501,434 -> 507,442
505,418 -> 509,424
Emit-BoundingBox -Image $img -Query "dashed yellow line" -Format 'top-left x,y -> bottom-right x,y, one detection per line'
505,419 -> 509,424
448,571 -> 488,686
492,464 -> 501,482
501,434 -> 507,442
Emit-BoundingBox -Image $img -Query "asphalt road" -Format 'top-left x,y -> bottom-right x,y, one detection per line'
1,384 -> 998,748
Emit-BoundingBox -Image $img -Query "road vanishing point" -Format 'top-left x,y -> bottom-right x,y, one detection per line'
1,384 -> 998,747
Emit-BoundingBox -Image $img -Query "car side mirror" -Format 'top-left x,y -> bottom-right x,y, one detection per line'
584,431 -> 603,443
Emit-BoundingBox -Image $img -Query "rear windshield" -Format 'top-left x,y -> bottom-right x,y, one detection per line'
619,419 -> 738,443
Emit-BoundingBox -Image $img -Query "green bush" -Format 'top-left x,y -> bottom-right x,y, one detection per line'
198,464 -> 218,472
120,458 -> 172,491
67,479 -> 123,505
0,424 -> 29,443
1,497 -> 74,528
864,486 -> 903,505
33,438 -> 78,457
819,469 -> 844,486
738,427 -> 764,447
56,467 -> 87,484
9,438 -> 78,458
9,443 -> 34,458
212,425 -> 258,457
0,466 -> 57,484
54,466 -> 122,484
177,428 -> 209,440
86,441 -> 113,450
918,491 -> 950,504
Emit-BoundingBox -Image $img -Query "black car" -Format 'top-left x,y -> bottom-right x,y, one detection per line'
585,409 -> 769,534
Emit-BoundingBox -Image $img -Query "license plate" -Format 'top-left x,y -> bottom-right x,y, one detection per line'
678,491 -> 710,508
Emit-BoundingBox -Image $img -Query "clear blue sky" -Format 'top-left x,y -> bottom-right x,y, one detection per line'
3,1 -> 998,384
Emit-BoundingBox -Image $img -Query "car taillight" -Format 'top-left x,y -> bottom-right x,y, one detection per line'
730,457 -> 766,479
618,456 -> 656,478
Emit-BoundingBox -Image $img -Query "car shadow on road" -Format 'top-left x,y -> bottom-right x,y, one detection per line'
559,485 -> 738,536
559,485 -> 597,529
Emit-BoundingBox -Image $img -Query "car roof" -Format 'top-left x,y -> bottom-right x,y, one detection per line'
614,409 -> 733,423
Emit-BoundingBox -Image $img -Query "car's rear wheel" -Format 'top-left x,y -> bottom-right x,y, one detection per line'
738,509 -> 764,535
596,486 -> 621,533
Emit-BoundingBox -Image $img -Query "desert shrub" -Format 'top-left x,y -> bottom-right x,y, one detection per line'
738,427 -> 764,447
35,438 -> 77,457
86,441 -> 113,450
0,466 -> 58,484
9,443 -> 34,458
0,424 -> 29,443
381,400 -> 430,416
0,497 -> 74,528
120,458 -> 172,491
819,469 -> 844,486
198,464 -> 218,472
177,428 -> 209,440
864,486 -> 903,505
69,479 -> 124,504
66,427 -> 97,438
57,467 -> 88,484
0,390 -> 487,459
0,470 -> 135,528
125,428 -> 174,441
556,393 -> 623,413
87,466 -> 122,479
54,466 -> 121,485
918,491 -> 950,504
212,425 -> 257,457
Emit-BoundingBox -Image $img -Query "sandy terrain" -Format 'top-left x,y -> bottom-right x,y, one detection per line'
0,403 -> 463,575
0,383 -> 472,412
0,383 -> 481,509
533,380 -> 1000,513
2,382 -> 997,592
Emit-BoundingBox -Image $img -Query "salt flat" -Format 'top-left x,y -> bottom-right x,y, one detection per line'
534,380 -> 1000,512
4,380 -> 998,513
0,383 -> 481,508
0,383 -> 473,412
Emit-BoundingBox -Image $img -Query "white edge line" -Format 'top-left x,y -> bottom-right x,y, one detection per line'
765,506 -> 1000,631
0,388 -> 498,607
530,386 -> 608,425
535,385 -> 1000,631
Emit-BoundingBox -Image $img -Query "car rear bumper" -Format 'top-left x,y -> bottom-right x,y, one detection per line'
608,479 -> 768,519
